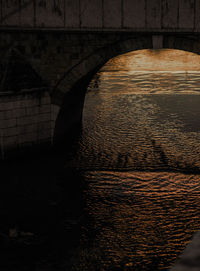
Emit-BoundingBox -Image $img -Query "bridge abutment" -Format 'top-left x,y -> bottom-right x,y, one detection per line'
0,88 -> 53,159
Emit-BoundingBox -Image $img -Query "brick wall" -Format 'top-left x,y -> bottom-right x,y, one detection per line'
0,88 -> 53,158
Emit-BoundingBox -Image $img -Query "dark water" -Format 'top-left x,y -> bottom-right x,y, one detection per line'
70,77 -> 200,172
2,50 -> 200,271
64,54 -> 200,270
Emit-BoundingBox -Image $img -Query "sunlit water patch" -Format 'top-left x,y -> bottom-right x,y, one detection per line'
68,71 -> 200,172
65,50 -> 200,270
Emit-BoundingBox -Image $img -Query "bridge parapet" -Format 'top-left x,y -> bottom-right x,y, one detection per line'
0,0 -> 200,33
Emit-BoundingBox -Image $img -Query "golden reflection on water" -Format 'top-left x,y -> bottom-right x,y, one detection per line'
68,49 -> 200,270
103,49 -> 200,72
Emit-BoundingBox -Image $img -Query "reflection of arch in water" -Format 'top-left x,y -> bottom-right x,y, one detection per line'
53,35 -> 200,144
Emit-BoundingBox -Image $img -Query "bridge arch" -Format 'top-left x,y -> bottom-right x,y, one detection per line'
52,34 -> 200,143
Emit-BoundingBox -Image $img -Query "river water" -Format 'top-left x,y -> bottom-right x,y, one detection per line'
2,50 -> 200,271
64,50 -> 200,270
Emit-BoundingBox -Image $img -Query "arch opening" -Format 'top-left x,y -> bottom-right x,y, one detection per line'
67,49 -> 200,171
53,45 -> 200,148
54,48 -> 200,271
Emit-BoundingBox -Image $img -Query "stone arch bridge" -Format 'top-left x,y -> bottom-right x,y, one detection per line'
1,0 -> 200,156
1,2 -> 200,269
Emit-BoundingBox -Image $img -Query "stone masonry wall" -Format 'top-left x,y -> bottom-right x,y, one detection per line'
0,0 -> 200,32
0,89 -> 53,158
0,31 -> 200,158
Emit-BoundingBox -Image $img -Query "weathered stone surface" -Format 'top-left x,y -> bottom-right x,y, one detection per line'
195,0 -> 200,30
123,0 -> 145,28
146,0 -> 162,29
162,0 -> 179,29
80,0 -> 103,28
0,0 -> 199,31
0,48 -> 46,92
0,90 -> 51,156
103,0 -> 121,28
179,0 -> 195,29
19,0 -> 34,27
0,27 -> 200,160
65,0 -> 80,28
1,0 -> 20,26
35,0 -> 65,27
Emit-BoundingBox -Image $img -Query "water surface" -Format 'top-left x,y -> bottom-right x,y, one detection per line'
66,50 -> 200,270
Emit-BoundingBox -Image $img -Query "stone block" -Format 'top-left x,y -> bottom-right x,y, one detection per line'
103,0 -> 121,28
19,0 -> 34,27
26,98 -> 40,107
3,126 -> 18,137
195,0 -> 200,30
40,96 -> 51,105
3,135 -> 18,148
0,118 -> 17,129
0,102 -> 14,111
26,106 -> 39,116
162,0 -> 179,29
146,0 -> 161,29
19,132 -> 37,144
39,113 -> 51,122
38,128 -> 51,140
17,115 -> 38,126
0,110 -> 14,120
80,0 -> 103,28
19,124 -> 37,134
35,0 -> 65,27
65,0 -> 80,28
13,100 -> 22,109
38,121 -> 51,131
179,0 -> 195,29
14,108 -> 26,118
1,0 -> 20,26
123,0 -> 145,28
